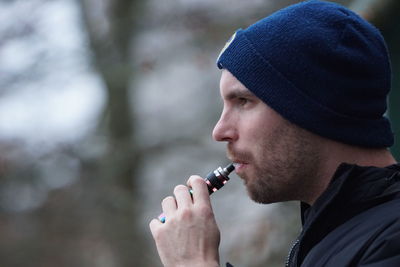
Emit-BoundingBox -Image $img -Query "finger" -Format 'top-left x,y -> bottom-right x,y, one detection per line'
161,196 -> 177,218
187,175 -> 211,205
174,184 -> 192,209
149,218 -> 162,237
149,218 -> 166,244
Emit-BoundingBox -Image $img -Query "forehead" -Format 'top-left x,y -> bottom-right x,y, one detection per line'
219,70 -> 255,99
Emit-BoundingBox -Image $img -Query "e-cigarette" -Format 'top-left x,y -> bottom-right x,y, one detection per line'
158,163 -> 235,223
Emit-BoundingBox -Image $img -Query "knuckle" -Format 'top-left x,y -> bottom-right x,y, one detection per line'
187,175 -> 203,187
190,175 -> 203,181
167,215 -> 177,225
162,196 -> 174,204
191,175 -> 205,186
149,218 -> 157,227
179,208 -> 193,220
197,204 -> 214,218
173,184 -> 187,194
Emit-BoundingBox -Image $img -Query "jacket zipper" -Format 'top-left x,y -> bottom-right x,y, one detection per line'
285,239 -> 300,267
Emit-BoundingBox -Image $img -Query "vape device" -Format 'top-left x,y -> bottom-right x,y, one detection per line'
158,163 -> 235,223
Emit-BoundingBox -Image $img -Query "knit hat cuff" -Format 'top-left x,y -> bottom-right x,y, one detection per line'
217,30 -> 394,147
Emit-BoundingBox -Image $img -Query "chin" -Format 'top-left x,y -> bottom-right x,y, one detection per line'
248,194 -> 274,204
246,186 -> 268,203
246,181 -> 284,204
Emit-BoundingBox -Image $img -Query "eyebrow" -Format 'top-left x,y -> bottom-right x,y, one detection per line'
224,88 -> 255,100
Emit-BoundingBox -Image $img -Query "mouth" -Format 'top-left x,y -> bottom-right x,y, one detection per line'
230,160 -> 249,174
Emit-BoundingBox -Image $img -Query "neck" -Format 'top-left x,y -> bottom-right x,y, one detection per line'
306,140 -> 397,205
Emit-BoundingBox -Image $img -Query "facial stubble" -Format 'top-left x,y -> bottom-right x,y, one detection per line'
244,120 -> 322,204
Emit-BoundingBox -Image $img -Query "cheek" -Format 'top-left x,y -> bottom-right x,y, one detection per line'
241,114 -> 272,144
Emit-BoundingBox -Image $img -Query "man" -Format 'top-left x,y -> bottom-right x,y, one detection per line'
150,1 -> 400,266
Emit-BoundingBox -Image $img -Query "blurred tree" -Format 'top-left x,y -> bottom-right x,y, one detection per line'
0,0 -> 153,266
77,0 -> 148,266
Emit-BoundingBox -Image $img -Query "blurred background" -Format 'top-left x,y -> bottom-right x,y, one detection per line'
0,0 -> 398,266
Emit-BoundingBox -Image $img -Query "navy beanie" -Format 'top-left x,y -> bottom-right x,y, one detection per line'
216,0 -> 394,148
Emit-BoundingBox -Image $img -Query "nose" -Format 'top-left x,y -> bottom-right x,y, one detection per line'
212,111 -> 238,142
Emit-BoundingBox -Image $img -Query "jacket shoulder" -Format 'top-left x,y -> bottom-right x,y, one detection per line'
302,198 -> 400,267
359,199 -> 400,266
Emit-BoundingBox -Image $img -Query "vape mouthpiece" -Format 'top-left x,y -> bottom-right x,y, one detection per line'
224,163 -> 235,174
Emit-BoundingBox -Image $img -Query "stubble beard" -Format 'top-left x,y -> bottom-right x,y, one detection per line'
234,121 -> 322,204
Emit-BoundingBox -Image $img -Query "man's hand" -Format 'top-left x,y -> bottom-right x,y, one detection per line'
149,175 -> 221,267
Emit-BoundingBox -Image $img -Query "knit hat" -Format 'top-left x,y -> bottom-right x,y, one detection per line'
216,0 -> 394,148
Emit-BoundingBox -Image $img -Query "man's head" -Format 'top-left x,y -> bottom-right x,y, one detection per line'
213,70 -> 324,203
216,0 -> 393,148
213,0 -> 394,203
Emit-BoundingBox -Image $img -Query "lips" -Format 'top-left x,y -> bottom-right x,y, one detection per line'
227,147 -> 251,175
234,162 -> 248,173
229,158 -> 249,174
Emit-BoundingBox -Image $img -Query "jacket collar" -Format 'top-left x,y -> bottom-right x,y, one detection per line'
296,162 -> 400,265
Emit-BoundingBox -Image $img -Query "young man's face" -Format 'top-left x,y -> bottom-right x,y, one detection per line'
213,70 -> 321,204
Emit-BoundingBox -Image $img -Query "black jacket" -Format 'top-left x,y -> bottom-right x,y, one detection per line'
287,163 -> 400,267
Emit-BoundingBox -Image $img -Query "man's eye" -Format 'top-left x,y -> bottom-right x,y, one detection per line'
238,97 -> 249,106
